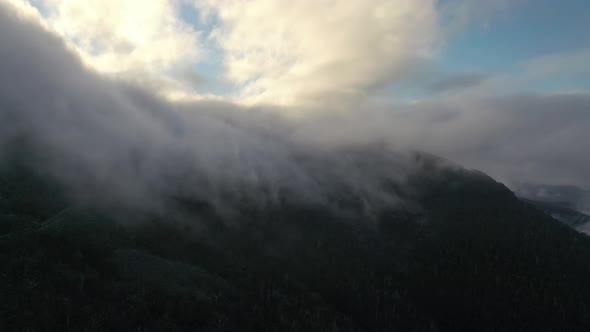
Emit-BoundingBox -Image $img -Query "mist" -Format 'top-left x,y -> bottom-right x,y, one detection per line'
1,2 -> 589,222
0,5 -> 425,220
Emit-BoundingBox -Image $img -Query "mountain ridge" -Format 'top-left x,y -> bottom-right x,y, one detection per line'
2,150 -> 590,331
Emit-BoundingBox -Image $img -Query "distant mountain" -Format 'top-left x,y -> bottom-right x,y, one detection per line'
524,198 -> 590,229
514,183 -> 590,214
514,183 -> 590,231
3,151 -> 590,331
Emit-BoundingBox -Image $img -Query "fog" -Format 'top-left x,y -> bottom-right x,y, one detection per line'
1,3 -> 589,220
0,6 -> 420,218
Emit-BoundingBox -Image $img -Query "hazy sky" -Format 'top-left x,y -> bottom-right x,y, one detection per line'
2,0 -> 590,189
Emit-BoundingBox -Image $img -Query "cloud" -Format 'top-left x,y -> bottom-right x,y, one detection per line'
17,0 -> 443,105
192,0 -> 440,106
0,2 -> 415,217
427,72 -> 489,93
19,0 -> 203,98
524,48 -> 590,83
293,91 -> 590,187
446,48 -> 590,98
1,0 -> 589,225
12,0 -> 534,107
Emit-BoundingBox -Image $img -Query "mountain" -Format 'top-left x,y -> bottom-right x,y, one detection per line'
2,2 -> 590,331
514,183 -> 590,215
2,151 -> 590,332
514,183 -> 590,231
524,199 -> 590,229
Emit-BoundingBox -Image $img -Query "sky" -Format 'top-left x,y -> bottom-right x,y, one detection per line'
1,0 -> 590,195
8,0 -> 587,105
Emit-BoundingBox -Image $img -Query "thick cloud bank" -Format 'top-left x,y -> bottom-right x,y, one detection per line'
294,92 -> 590,188
1,2 -> 589,221
0,5 -> 419,218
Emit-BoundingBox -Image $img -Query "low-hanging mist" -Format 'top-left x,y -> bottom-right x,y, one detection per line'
1,1 -> 589,221
0,5 -> 426,219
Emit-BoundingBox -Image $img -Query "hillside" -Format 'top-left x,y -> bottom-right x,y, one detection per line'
2,152 -> 590,332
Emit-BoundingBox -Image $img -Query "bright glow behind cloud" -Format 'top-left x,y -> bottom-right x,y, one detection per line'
25,0 -> 203,97
14,0 -> 440,105
195,0 -> 440,105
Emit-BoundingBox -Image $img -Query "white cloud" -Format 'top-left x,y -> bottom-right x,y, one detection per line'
10,0 -> 442,105
3,0 -> 42,20
194,0 -> 440,106
9,0 -> 573,109
17,0 -> 203,97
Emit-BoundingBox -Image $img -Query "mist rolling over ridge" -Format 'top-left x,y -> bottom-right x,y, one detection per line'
2,1 -> 590,331
0,2 -> 480,220
2,1 -> 590,214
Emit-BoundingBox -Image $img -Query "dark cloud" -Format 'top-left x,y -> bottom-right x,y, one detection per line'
427,72 -> 489,93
